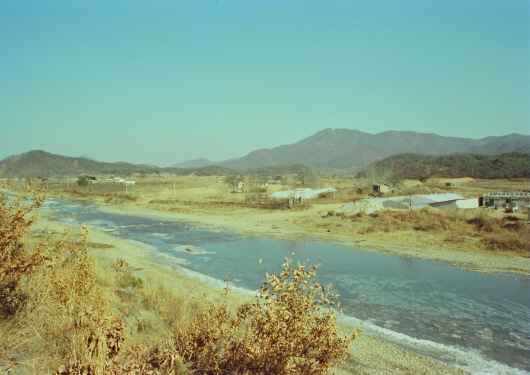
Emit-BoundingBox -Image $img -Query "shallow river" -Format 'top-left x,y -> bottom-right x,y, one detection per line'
45,199 -> 529,374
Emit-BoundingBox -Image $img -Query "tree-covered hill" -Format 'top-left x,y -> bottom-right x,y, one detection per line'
0,150 -> 236,178
357,152 -> 530,180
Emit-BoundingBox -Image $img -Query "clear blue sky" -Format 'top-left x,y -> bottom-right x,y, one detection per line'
1,0 -> 528,167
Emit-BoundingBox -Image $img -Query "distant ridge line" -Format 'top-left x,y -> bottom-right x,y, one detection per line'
2,129 -> 528,177
173,129 -> 530,171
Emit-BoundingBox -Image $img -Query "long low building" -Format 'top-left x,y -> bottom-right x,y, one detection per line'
269,187 -> 337,200
480,192 -> 530,208
358,193 -> 473,211
429,197 -> 479,210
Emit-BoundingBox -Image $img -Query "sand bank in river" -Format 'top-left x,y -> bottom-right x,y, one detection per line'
96,202 -> 528,276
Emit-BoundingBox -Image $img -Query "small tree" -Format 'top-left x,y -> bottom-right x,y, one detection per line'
418,175 -> 429,183
225,173 -> 245,193
224,175 -> 236,193
76,175 -> 95,190
298,166 -> 319,189
388,171 -> 403,188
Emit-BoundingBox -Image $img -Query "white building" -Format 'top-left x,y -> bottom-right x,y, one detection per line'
481,192 -> 530,209
372,182 -> 390,194
429,197 -> 479,211
270,187 -> 337,200
358,193 -> 472,211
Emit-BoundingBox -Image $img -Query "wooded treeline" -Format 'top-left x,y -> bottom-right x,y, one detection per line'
357,152 -> 530,180
3,150 -> 529,180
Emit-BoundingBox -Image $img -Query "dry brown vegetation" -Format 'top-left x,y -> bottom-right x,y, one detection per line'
23,176 -> 529,261
175,260 -> 360,374
0,181 -> 357,374
2,177 -> 523,373
331,208 -> 529,256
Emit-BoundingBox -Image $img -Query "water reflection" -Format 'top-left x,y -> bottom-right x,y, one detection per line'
399,256 -> 415,272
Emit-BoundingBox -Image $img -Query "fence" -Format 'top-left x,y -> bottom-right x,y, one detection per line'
148,199 -> 291,210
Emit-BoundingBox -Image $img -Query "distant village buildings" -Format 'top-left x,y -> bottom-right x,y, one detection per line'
372,183 -> 389,194
269,187 -> 337,205
342,191 -> 530,215
429,197 -> 479,211
113,178 -> 135,186
358,193 -> 470,211
480,192 -> 530,211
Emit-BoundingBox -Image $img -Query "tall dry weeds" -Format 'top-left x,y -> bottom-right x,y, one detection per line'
2,182 -> 358,374
0,182 -> 127,374
466,213 -> 529,254
347,207 -> 528,255
0,180 -> 48,314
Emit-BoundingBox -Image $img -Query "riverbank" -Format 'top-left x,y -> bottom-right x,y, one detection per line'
33,209 -> 468,375
95,200 -> 529,276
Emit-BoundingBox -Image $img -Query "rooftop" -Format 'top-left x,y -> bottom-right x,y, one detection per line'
482,192 -> 530,198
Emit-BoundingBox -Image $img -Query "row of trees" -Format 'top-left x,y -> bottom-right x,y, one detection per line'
224,165 -> 320,193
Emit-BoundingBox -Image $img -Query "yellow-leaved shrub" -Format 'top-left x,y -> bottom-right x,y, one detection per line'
1,181 -> 357,374
175,259 -> 360,374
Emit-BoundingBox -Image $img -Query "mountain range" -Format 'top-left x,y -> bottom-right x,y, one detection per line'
1,129 -> 528,177
172,128 -> 529,171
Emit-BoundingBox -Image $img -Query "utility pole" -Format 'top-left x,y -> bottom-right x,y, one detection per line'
174,181 -> 177,199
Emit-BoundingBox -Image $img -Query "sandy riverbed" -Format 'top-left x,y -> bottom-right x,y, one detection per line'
96,201 -> 529,276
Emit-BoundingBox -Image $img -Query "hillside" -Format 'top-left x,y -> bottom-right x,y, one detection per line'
3,130 -> 529,178
171,157 -> 217,168
0,150 -> 235,178
358,152 -> 530,180
175,129 -> 529,172
0,151 -> 167,178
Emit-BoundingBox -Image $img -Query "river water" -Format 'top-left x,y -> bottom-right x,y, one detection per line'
44,199 -> 529,374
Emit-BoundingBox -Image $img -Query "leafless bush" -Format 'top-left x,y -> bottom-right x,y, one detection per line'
481,229 -> 529,255
467,213 -> 504,233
